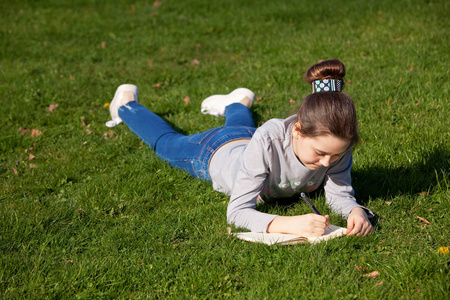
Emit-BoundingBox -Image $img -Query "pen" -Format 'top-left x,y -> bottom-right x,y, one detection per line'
300,192 -> 331,230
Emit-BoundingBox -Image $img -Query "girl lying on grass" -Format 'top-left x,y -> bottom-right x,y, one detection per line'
105,59 -> 373,237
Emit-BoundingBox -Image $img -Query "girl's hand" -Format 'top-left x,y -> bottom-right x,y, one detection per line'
267,214 -> 330,237
346,207 -> 373,236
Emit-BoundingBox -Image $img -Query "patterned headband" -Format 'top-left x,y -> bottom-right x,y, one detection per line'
312,79 -> 343,93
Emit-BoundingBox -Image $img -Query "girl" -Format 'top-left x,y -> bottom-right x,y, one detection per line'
105,59 -> 373,237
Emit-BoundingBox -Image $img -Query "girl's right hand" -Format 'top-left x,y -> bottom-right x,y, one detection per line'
267,214 -> 330,237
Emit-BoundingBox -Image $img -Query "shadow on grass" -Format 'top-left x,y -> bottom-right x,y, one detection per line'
129,109 -> 448,210
255,146 -> 448,229
352,145 -> 449,203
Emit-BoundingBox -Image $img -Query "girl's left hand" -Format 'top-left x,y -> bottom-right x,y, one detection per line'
346,207 -> 373,236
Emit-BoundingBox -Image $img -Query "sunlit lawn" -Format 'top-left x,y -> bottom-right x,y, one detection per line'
0,0 -> 448,298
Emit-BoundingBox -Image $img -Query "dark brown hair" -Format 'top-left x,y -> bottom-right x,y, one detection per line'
297,59 -> 359,144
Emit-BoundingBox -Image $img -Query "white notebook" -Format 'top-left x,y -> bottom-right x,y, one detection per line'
234,225 -> 347,246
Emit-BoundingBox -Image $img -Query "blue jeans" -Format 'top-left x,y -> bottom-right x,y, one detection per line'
119,102 -> 256,181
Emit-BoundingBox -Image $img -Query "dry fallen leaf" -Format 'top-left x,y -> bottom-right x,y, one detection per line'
256,97 -> 263,102
11,167 -> 18,177
417,216 -> 430,224
289,98 -> 296,104
103,130 -> 115,140
29,164 -> 37,169
362,271 -> 380,279
31,129 -> 42,138
86,128 -> 93,135
183,96 -> 190,105
154,1 -> 162,7
153,82 -> 163,88
101,41 -> 106,49
374,281 -> 384,287
19,127 -> 30,135
409,64 -> 414,72
28,153 -> 35,160
190,59 -> 200,65
48,103 -> 59,112
59,260 -> 74,265
385,201 -> 392,206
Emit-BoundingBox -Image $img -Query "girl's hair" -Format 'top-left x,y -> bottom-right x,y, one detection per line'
297,59 -> 359,144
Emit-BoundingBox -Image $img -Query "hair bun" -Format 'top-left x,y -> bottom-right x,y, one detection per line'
304,59 -> 346,84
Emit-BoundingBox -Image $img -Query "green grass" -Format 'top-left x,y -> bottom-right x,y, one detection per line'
1,0 -> 449,298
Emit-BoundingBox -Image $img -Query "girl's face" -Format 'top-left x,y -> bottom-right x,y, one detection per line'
292,122 -> 350,170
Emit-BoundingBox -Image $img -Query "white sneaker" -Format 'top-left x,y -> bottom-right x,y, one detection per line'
105,84 -> 139,127
201,88 -> 255,117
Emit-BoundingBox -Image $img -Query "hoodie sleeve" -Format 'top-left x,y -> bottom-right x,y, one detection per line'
226,129 -> 278,232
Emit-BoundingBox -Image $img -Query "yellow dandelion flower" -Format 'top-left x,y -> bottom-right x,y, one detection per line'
104,103 -> 110,108
438,247 -> 449,254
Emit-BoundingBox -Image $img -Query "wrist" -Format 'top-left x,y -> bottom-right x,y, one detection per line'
349,206 -> 364,215
267,216 -> 285,233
